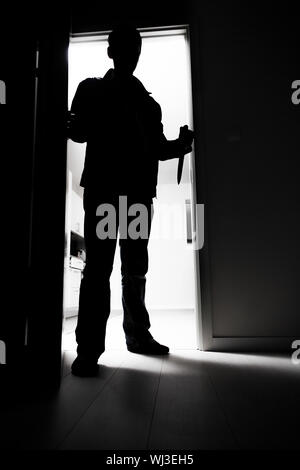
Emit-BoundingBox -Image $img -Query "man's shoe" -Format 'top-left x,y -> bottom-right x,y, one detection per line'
127,338 -> 169,355
71,356 -> 99,377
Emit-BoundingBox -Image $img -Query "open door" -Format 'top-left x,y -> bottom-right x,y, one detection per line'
0,6 -> 70,392
26,11 -> 70,387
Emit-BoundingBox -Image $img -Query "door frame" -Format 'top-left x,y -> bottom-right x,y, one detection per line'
66,24 -> 205,351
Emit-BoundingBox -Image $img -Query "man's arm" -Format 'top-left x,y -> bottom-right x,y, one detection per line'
158,130 -> 194,161
67,79 -> 91,143
153,103 -> 194,161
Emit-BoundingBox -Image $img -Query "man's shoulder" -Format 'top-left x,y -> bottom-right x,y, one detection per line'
142,89 -> 162,118
75,77 -> 105,102
78,77 -> 102,89
132,76 -> 161,112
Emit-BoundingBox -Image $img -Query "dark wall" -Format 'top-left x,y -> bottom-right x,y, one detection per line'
71,1 -> 191,33
0,6 -> 37,369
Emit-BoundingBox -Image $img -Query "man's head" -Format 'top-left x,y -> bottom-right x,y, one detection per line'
107,24 -> 142,76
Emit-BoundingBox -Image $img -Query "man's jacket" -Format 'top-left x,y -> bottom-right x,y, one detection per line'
68,69 -> 175,198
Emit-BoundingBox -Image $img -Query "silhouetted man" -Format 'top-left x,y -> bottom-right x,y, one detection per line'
68,24 -> 194,376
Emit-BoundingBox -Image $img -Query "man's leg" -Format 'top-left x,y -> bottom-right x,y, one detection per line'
120,197 -> 169,354
72,192 -> 118,375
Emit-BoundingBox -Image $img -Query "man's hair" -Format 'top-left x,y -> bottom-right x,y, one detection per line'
108,24 -> 142,50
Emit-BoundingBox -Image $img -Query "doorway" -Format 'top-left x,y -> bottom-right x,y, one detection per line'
62,26 -> 202,353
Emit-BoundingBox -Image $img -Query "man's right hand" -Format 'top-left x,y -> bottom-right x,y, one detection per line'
178,125 -> 194,154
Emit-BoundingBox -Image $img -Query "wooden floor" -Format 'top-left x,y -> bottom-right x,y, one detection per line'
1,311 -> 300,450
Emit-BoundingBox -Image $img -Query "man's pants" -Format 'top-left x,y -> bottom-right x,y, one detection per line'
75,191 -> 154,361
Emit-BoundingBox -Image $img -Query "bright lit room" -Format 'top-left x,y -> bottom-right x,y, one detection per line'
62,29 -> 200,354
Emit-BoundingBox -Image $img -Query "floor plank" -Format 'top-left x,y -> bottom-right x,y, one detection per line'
148,351 -> 237,450
202,352 -> 300,450
59,353 -> 164,450
1,350 -> 125,450
2,307 -> 300,451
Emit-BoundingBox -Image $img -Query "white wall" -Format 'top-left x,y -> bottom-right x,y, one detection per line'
148,183 -> 196,309
70,189 -> 84,237
109,183 -> 195,311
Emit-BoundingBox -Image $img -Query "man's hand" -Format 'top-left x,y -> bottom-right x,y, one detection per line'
157,125 -> 194,161
178,125 -> 194,154
66,110 -> 88,143
66,111 -> 76,135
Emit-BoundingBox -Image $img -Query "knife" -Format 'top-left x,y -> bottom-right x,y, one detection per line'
177,154 -> 184,185
177,125 -> 193,185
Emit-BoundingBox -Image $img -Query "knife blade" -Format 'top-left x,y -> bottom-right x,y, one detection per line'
177,154 -> 184,185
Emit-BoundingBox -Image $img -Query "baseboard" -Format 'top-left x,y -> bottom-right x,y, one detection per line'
204,336 -> 297,353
